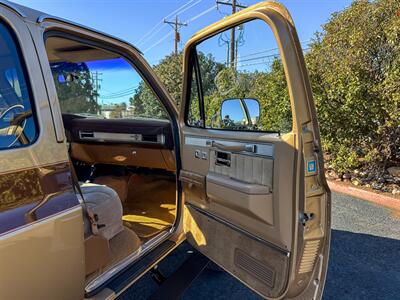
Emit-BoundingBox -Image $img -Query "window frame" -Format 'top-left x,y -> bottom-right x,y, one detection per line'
0,20 -> 39,151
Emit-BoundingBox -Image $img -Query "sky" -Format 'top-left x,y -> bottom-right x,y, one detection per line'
13,0 -> 353,106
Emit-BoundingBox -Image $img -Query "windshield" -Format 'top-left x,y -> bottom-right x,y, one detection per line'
46,37 -> 169,120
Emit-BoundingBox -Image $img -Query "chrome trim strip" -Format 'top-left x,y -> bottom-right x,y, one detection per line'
0,1 -> 27,18
85,230 -> 172,293
185,136 -> 208,147
0,205 -> 82,238
184,136 -> 275,158
79,131 -> 142,143
186,203 -> 290,256
37,14 -> 143,55
78,131 -> 165,145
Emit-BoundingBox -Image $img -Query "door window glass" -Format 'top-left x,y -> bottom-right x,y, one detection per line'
0,23 -> 38,150
187,19 -> 292,134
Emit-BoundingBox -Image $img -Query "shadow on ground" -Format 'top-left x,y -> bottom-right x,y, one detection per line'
118,229 -> 400,300
323,229 -> 400,300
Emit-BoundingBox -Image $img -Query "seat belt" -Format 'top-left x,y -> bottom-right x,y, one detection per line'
69,159 -> 100,235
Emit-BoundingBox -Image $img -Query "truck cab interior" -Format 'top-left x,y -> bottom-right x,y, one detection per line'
44,35 -> 177,283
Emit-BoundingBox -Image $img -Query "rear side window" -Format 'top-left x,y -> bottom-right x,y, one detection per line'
0,23 -> 38,149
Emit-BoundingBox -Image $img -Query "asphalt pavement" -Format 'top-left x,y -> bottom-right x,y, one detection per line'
119,192 -> 400,300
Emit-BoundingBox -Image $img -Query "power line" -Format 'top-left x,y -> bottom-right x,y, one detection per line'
235,40 -> 311,61
144,31 -> 174,53
145,5 -> 216,55
235,54 -> 279,65
137,0 -> 196,45
99,83 -> 144,100
235,48 -> 311,69
101,86 -> 138,98
186,5 -> 217,23
137,0 -> 202,47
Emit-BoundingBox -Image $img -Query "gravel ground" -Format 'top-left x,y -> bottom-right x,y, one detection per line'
119,192 -> 400,300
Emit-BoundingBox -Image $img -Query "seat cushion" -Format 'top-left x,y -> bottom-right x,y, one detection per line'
79,183 -> 124,240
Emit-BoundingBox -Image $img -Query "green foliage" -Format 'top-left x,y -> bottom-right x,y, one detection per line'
200,60 -> 291,132
249,60 -> 292,133
130,82 -> 168,119
130,53 -> 182,119
51,62 -> 99,114
306,0 -> 400,173
131,52 -> 225,120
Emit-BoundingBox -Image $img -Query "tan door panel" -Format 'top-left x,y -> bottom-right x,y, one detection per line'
181,132 -> 295,248
209,151 -> 274,189
184,205 -> 289,299
206,173 -> 274,225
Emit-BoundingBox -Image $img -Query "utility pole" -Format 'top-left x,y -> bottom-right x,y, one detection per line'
164,16 -> 187,55
91,71 -> 102,113
216,0 -> 247,68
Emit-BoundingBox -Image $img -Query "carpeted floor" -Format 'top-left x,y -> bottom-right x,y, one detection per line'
122,174 -> 177,239
94,173 -> 177,239
85,173 -> 176,285
86,226 -> 141,283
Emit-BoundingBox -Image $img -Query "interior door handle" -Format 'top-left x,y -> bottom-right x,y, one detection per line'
211,141 -> 256,153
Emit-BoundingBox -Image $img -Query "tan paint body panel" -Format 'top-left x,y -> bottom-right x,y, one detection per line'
0,4 -> 86,299
0,206 -> 85,300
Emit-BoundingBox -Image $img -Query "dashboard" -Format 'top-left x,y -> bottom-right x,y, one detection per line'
62,114 -> 173,149
62,114 -> 176,171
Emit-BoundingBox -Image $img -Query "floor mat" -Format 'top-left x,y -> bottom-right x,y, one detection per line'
122,174 -> 176,239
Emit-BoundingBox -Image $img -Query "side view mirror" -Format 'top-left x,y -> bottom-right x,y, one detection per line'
220,98 -> 260,129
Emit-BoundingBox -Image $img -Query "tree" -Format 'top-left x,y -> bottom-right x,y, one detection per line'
306,0 -> 400,174
51,62 -> 99,114
249,60 -> 292,133
130,53 -> 182,119
131,52 -> 225,120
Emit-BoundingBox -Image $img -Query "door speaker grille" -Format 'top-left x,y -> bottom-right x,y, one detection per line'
234,249 -> 275,287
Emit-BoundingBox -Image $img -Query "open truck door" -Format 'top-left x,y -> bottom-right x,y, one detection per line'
179,2 -> 331,299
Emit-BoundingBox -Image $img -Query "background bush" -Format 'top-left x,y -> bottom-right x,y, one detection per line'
306,0 -> 400,177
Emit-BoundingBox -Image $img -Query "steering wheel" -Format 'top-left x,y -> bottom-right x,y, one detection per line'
0,104 -> 31,147
0,104 -> 24,120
